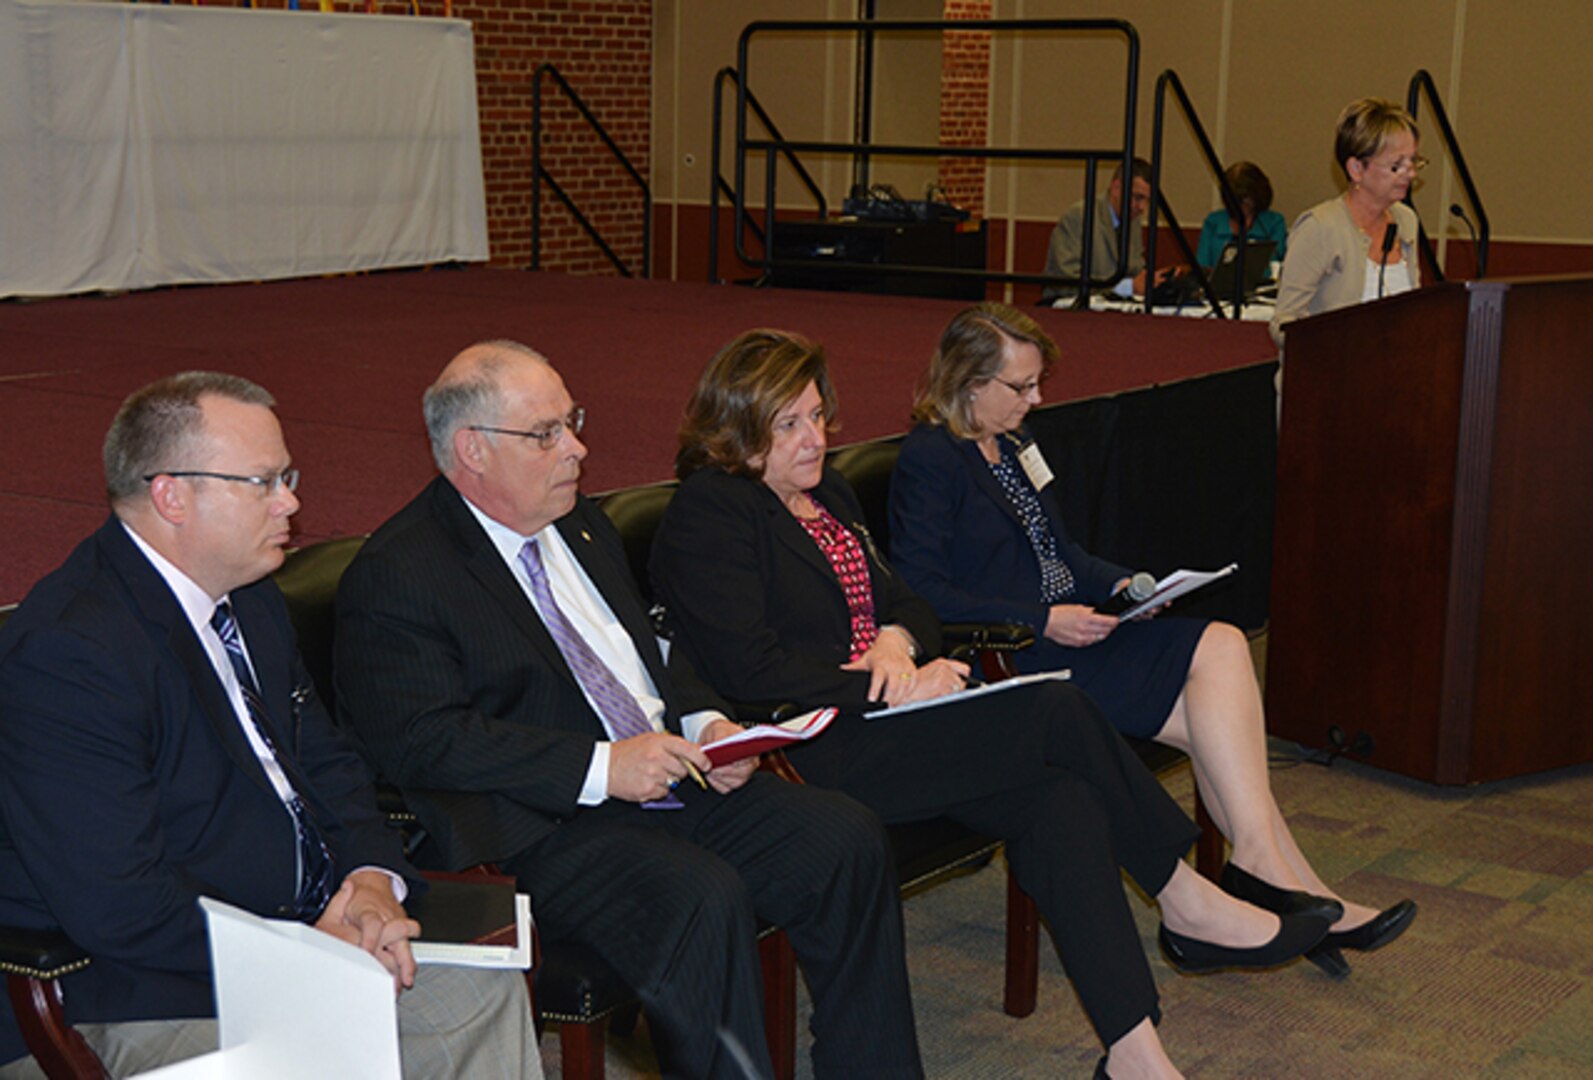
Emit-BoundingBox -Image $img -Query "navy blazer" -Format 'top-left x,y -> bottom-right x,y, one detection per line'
335,477 -> 728,873
0,518 -> 408,1063
888,423 -> 1128,631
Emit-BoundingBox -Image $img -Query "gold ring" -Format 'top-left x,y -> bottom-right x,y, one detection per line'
899,672 -> 913,680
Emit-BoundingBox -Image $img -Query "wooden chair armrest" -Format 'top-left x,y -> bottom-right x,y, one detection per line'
0,927 -> 90,982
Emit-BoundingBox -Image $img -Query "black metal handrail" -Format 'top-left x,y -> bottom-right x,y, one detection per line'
531,63 -> 651,277
733,18 -> 1140,306
1146,69 -> 1251,318
1407,69 -> 1489,281
708,67 -> 829,285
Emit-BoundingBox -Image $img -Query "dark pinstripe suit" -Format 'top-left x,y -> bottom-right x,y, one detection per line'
335,477 -> 921,1080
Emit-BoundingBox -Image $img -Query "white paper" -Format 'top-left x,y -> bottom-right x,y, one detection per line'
1118,563 -> 1239,620
132,897 -> 402,1078
863,669 -> 1072,719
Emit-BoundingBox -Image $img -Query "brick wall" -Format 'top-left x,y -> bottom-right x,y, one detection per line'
465,0 -> 652,273
938,1 -> 990,219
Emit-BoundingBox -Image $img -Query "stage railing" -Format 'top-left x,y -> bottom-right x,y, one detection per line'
530,63 -> 652,277
731,17 -> 1141,306
1146,69 -> 1250,317
1406,69 -> 1489,282
708,67 -> 829,285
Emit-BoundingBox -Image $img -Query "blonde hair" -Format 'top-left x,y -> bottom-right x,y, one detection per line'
911,303 -> 1058,440
1334,98 -> 1420,175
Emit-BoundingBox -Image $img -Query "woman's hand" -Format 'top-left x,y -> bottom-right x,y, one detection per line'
1045,604 -> 1119,648
840,630 -> 920,705
900,658 -> 970,705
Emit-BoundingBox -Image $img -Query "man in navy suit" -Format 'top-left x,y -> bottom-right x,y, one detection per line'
0,373 -> 539,1078
335,341 -> 923,1080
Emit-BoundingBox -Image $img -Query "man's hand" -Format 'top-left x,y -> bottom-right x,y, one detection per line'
697,718 -> 756,794
314,870 -> 420,993
608,731 -> 712,803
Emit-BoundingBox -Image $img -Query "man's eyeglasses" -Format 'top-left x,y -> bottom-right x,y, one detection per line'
992,376 -> 1042,398
143,469 -> 300,495
469,406 -> 585,452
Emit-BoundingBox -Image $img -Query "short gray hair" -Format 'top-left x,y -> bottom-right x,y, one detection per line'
422,340 -> 543,471
103,372 -> 274,505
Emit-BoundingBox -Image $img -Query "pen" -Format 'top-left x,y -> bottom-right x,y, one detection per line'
683,760 -> 708,789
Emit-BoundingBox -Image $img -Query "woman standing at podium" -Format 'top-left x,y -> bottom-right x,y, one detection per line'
1270,98 -> 1424,347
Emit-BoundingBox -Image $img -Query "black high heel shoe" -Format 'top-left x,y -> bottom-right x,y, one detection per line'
1220,862 -> 1344,923
1320,900 -> 1418,953
1158,910 -> 1329,974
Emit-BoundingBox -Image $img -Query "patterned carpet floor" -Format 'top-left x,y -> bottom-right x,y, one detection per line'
542,747 -> 1593,1079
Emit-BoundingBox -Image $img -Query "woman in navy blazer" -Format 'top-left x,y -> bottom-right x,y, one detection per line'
889,303 -> 1416,979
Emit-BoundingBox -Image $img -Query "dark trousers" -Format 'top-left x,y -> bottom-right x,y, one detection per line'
505,772 -> 921,1080
800,681 -> 1197,1047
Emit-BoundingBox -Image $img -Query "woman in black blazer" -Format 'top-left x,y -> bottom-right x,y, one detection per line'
649,329 -> 1329,1080
888,303 -> 1416,979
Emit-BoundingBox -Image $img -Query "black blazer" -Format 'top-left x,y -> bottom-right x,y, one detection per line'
649,466 -> 942,714
0,518 -> 408,1062
889,423 -> 1128,630
335,477 -> 727,872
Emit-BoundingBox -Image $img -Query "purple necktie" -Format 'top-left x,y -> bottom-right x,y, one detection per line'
518,539 -> 682,808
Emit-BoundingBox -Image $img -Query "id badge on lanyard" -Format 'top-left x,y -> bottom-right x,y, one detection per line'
1015,439 -> 1055,492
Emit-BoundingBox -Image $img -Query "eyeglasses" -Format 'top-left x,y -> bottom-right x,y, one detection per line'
1367,154 -> 1429,176
144,468 -> 300,495
469,406 -> 585,452
992,375 -> 1042,398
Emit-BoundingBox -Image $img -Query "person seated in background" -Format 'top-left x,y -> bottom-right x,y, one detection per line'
0,372 -> 539,1079
1041,156 -> 1173,304
649,328 -> 1332,1080
334,340 -> 923,1080
1270,98 -> 1423,346
1196,161 -> 1288,270
887,302 -> 1418,983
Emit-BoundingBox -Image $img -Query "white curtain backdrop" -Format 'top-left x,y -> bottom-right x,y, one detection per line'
0,0 -> 488,299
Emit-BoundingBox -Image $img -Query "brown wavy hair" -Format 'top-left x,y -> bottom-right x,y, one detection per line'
911,303 -> 1059,440
676,328 -> 839,480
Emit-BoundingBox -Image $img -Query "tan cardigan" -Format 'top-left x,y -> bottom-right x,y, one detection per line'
1269,195 -> 1420,346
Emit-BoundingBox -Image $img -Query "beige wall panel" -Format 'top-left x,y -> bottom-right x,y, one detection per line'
986,1 -> 1223,232
655,0 -> 857,213
864,7 -> 944,201
1456,0 -> 1589,242
1224,0 -> 1458,236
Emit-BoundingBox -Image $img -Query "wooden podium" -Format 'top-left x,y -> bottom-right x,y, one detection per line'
1266,276 -> 1593,784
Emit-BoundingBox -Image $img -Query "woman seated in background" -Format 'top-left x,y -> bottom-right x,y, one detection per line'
1196,161 -> 1287,270
650,329 -> 1329,1080
1270,98 -> 1423,346
888,302 -> 1417,981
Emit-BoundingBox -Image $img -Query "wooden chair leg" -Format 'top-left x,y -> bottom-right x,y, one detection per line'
1001,869 -> 1040,1018
6,974 -> 108,1080
759,930 -> 797,1080
558,1020 -> 606,1080
1193,788 -> 1225,881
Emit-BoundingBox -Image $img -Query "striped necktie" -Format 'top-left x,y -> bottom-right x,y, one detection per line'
211,601 -> 337,920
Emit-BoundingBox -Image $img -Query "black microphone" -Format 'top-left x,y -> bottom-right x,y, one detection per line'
1450,203 -> 1479,276
1376,221 -> 1398,299
1094,571 -> 1157,616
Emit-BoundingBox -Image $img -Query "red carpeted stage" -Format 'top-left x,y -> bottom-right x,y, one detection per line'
0,268 -> 1276,603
